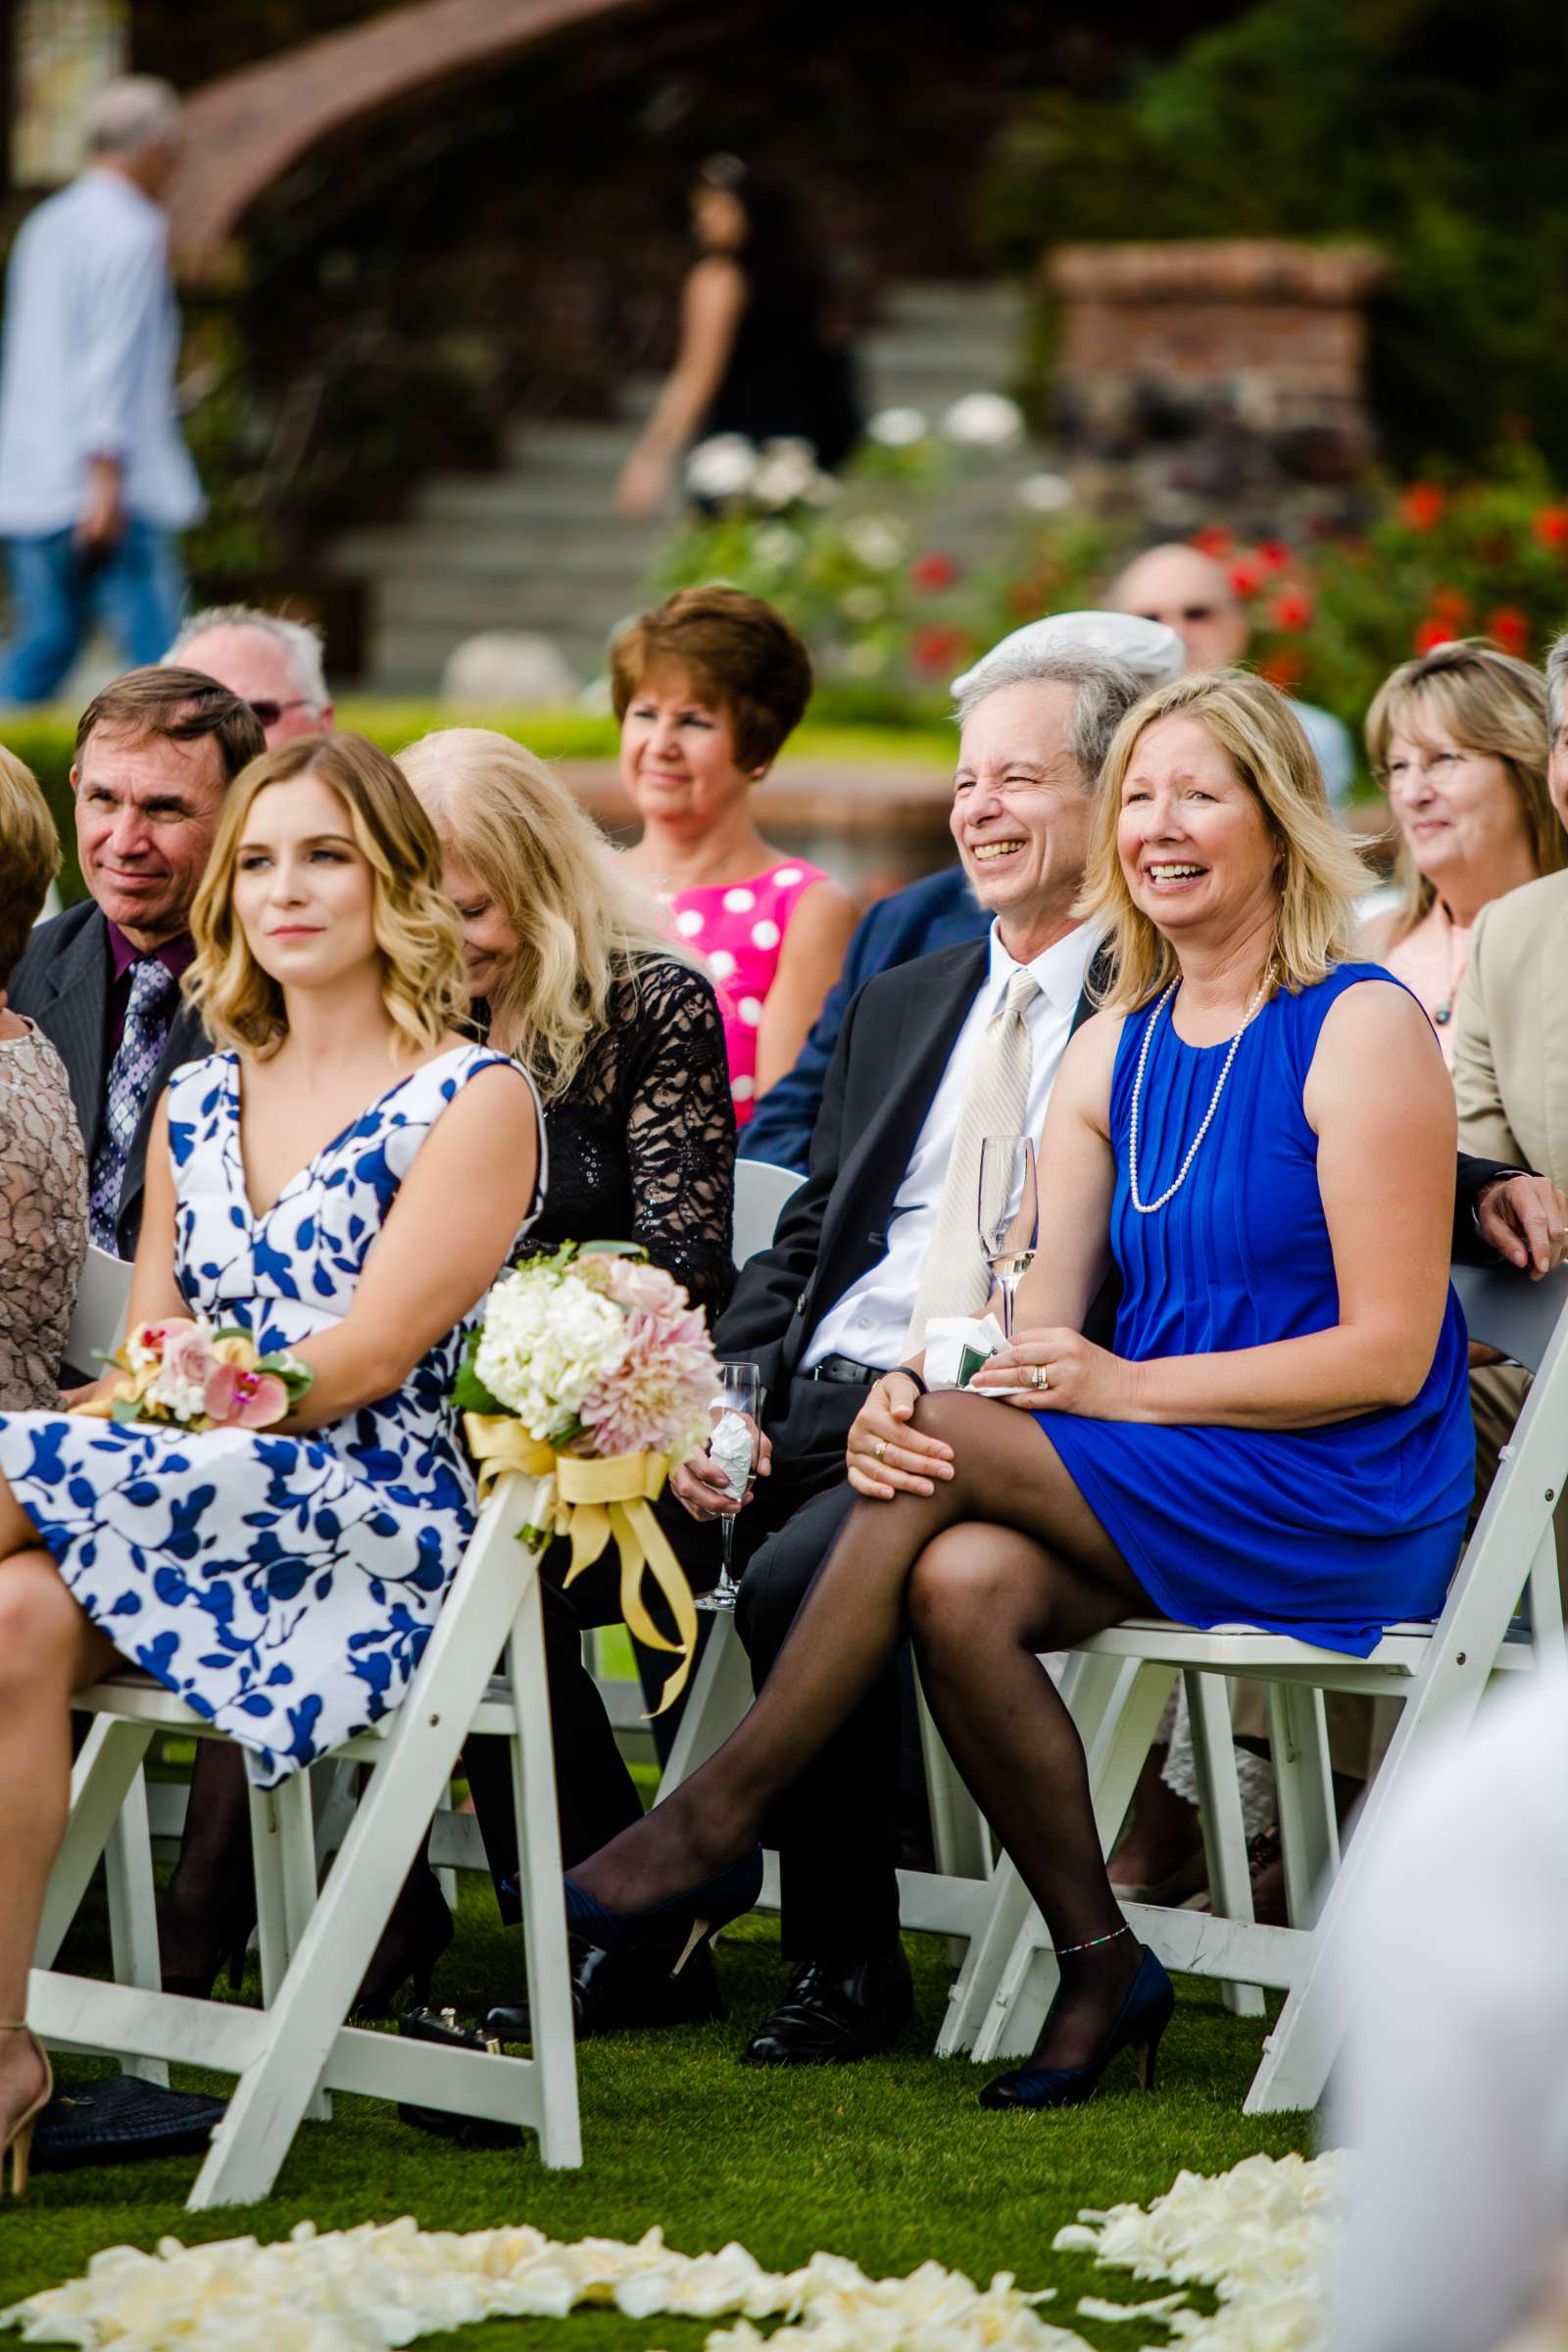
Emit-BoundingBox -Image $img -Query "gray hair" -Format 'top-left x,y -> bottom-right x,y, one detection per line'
167,605 -> 330,715
1545,631 -> 1568,735
955,646 -> 1145,789
85,77 -> 181,160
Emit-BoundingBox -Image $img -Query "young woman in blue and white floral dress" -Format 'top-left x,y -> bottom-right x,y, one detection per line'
0,733 -> 541,2190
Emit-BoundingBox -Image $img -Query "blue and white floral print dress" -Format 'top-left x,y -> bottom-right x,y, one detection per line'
0,1044 -> 542,1785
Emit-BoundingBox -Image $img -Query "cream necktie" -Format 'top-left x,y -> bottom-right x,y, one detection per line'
905,967 -> 1041,1351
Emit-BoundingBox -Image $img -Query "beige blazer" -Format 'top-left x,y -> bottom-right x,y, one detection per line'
1451,869 -> 1568,1188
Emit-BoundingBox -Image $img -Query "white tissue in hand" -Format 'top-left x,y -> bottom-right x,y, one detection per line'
923,1314 -> 1006,1392
710,1408 -> 755,1499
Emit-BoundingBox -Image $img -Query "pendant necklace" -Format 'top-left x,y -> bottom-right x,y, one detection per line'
1431,902 -> 1467,1029
1127,976 -> 1269,1215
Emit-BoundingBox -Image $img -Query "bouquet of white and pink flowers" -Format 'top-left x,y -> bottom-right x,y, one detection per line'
74,1315 -> 312,1433
455,1244 -> 720,1710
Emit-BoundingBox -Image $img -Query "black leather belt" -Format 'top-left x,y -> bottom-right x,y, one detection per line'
808,1353 -> 884,1386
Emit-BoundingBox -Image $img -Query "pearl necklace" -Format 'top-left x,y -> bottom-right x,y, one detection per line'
1127,978 -> 1268,1214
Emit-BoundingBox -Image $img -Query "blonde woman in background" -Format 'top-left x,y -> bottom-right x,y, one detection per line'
399,727 -> 739,2040
0,749 -> 86,1409
1363,639 -> 1563,1059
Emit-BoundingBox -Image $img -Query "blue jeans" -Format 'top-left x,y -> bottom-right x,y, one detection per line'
0,519 -> 186,703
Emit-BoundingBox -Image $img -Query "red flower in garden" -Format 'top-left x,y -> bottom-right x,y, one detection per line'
910,552 -> 959,591
1399,482 -> 1446,531
1191,526 -> 1234,559
1486,606 -> 1531,656
1413,617 -> 1458,654
1259,649 -> 1306,692
1229,559 -> 1262,600
1532,507 -> 1568,550
1268,587 -> 1313,632
1255,540 -> 1292,575
909,624 -> 968,679
1430,586 -> 1470,623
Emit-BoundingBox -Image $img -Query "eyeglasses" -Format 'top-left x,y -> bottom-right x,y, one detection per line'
1379,749 -> 1477,786
1137,607 -> 1218,626
248,698 -> 316,729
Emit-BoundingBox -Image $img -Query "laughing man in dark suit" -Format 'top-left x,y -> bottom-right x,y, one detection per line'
10,666 -> 263,1259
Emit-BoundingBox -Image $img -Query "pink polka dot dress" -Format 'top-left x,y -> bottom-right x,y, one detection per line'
666,859 -> 829,1124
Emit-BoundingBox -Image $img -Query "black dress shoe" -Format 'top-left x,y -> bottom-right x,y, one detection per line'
743,1943 -> 913,2066
483,1933 -> 724,2043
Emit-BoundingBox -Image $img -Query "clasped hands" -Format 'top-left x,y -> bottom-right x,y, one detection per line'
845,1332 -> 1128,1501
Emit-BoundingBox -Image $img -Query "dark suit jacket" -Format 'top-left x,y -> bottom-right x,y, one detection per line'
9,901 -> 208,1259
716,935 -> 1528,1423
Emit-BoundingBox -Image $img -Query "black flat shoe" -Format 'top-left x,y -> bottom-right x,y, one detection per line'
742,1942 -> 912,2067
483,1935 -> 724,2045
978,1945 -> 1174,2111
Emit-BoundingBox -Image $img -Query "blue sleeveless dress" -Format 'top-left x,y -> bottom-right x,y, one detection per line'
1044,963 -> 1473,1656
0,1044 -> 540,1784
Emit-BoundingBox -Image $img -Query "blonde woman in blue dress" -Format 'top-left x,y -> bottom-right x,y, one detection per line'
0,733 -> 541,2192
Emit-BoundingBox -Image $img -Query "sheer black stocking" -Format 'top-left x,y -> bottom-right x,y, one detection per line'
158,1738 -> 256,1994
571,1393 -> 1152,2064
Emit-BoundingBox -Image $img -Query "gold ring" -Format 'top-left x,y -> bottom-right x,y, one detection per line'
1031,1363 -> 1050,1391
873,1438 -> 888,1463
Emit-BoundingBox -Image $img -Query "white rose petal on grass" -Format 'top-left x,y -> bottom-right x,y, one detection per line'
868,405 -> 928,448
942,391 -> 1025,448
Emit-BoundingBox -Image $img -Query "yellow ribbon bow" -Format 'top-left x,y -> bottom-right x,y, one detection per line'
463,1415 -> 698,1715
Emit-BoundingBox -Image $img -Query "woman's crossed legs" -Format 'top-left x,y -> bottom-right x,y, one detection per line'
570,1391 -> 1155,2069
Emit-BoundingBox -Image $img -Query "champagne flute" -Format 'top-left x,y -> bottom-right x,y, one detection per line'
695,1361 -> 765,1614
977,1134 -> 1038,1342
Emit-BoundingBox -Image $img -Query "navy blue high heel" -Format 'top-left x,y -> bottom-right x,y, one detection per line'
978,1945 -> 1174,2111
564,1847 -> 764,1977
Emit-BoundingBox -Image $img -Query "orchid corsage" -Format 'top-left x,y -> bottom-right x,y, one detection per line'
74,1315 -> 312,1433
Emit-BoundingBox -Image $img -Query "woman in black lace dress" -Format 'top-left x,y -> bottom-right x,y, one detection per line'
158,730 -> 735,2021
398,727 -> 738,2032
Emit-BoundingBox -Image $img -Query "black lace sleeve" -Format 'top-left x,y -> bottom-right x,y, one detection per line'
522,958 -> 737,1329
615,959 -> 737,1327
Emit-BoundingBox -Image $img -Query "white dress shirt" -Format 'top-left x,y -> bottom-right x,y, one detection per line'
803,918 -> 1100,1374
0,171 -> 203,536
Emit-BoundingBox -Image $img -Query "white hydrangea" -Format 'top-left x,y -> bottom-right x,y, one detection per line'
843,515 -> 906,569
474,1271 -> 626,1441
750,437 -> 822,510
685,433 -> 758,501
867,405 -> 928,448
942,390 -> 1025,448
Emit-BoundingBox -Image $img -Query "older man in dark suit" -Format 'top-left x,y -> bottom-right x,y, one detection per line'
10,665 -> 263,1260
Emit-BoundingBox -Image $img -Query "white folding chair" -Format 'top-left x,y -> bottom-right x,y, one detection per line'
940,1261 -> 1568,2112
29,1466 -> 580,2207
63,1241 -> 131,1377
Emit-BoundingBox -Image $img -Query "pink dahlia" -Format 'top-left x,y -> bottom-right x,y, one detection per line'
577,1305 -> 718,1460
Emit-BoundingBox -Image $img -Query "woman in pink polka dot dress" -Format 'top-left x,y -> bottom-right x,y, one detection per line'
614,586 -> 858,1125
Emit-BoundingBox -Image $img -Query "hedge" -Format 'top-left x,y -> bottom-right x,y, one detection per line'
11,706 -> 957,905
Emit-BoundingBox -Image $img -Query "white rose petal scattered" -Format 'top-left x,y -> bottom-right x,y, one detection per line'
867,405 -> 928,448
0,2155 -> 1352,2352
941,391 -> 1025,448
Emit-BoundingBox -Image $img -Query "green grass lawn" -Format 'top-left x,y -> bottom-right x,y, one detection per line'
3,1877 -> 1314,2345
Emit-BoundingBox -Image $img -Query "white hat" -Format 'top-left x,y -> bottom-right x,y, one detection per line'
951,610 -> 1185,701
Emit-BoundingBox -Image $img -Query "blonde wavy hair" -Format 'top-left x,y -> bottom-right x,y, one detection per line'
1364,636 -> 1561,945
1081,668 -> 1375,1010
397,727 -> 695,1098
186,734 -> 469,1058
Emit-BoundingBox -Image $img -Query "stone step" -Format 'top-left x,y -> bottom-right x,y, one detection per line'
327,518 -> 663,576
367,619 -> 618,688
373,573 -> 644,632
499,418 -> 638,472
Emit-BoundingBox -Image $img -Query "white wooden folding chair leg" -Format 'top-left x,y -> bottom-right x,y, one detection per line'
1265,1683 -> 1339,1931
659,1607 -> 755,1792
310,1757 -> 360,1875
250,1771 -> 332,2122
1526,1518 -> 1566,1668
937,1651 -> 1142,2055
103,1767 -> 170,2085
503,1594 -> 580,2167
1184,1671 -> 1264,2018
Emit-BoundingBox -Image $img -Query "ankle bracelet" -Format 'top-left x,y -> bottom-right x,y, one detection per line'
1055,1923 -> 1130,1958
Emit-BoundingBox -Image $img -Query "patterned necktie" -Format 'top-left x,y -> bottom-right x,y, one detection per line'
88,956 -> 178,1250
905,968 -> 1041,1352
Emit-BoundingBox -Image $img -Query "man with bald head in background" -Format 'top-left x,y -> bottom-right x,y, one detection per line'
1111,540 -> 1355,806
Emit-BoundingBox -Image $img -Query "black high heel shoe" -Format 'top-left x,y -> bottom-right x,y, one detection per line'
352,1863 -> 455,2020
978,1944 -> 1174,2112
564,1847 -> 763,1976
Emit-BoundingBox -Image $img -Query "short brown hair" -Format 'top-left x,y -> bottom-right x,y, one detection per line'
75,665 -> 264,782
0,748 -> 60,986
186,734 -> 469,1060
610,585 -> 813,769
